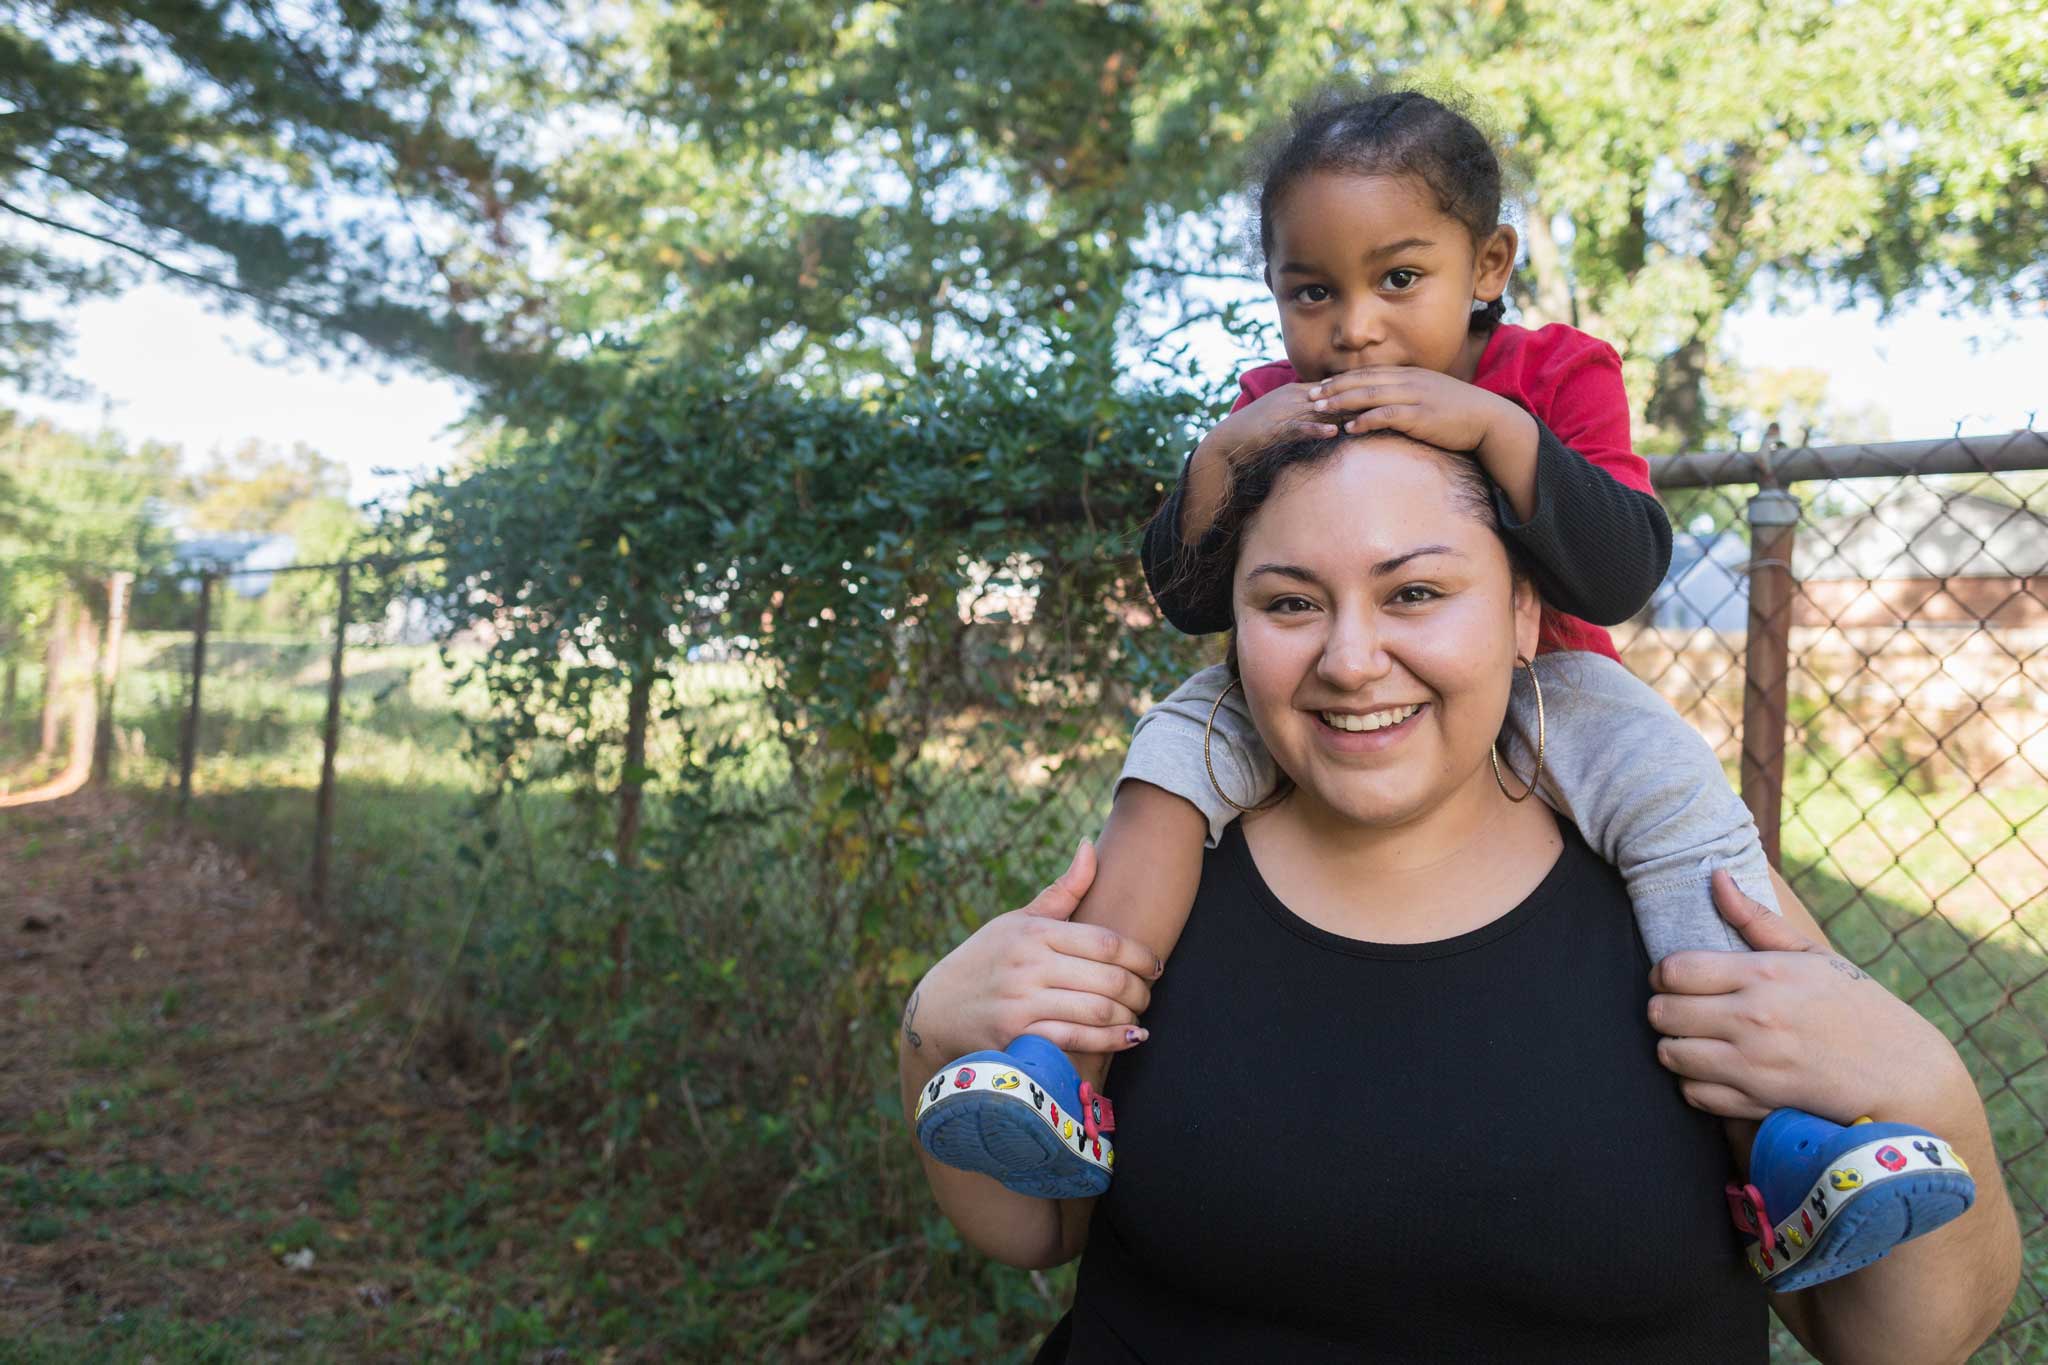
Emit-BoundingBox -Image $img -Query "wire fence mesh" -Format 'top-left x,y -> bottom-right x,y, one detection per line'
1621,430 -> 2048,1359
6,428 -> 2047,1358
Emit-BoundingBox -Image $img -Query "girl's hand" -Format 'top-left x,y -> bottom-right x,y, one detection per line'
1647,871 -> 1966,1121
1307,366 -> 1528,455
903,840 -> 1165,1065
1197,382 -> 1343,468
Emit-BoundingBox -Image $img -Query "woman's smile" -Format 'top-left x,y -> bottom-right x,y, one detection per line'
1311,701 -> 1428,752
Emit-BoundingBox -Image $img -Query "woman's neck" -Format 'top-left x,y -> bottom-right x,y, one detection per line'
1244,767 -> 1563,943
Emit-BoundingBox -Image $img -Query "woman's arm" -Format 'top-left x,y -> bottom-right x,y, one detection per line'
895,843 -> 1161,1268
1658,870 -> 2021,1362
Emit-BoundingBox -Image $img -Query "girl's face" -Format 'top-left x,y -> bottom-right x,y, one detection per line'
1232,436 -> 1540,831
1265,172 -> 1517,383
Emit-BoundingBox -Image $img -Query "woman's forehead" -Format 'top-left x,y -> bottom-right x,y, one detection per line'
1245,442 -> 1497,565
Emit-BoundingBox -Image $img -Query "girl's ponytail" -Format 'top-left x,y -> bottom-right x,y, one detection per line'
1470,296 -> 1508,333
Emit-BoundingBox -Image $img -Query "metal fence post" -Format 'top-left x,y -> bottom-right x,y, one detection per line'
310,560 -> 351,917
1741,484 -> 1802,869
177,572 -> 213,823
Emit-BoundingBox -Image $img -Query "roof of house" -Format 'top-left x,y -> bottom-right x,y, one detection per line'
170,533 -> 297,571
1793,486 -> 2048,580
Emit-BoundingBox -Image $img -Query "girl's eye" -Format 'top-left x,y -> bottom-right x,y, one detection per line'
1384,269 -> 1420,291
1391,584 -> 1440,606
1292,284 -> 1331,304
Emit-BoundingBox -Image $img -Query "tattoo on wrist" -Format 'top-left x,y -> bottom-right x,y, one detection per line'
1826,957 -> 1869,983
902,988 -> 923,1052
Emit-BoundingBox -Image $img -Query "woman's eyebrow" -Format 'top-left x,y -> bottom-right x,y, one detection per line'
1244,547 -> 1462,585
1243,561 -> 1321,585
1372,545 -> 1460,575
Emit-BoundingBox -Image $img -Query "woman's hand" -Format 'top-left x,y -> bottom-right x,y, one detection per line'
1647,871 -> 1967,1122
902,839 -> 1165,1067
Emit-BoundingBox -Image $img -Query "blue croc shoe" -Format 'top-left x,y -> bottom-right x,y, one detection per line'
1726,1108 -> 1976,1291
914,1035 -> 1115,1199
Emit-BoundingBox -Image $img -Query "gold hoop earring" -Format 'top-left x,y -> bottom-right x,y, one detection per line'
1204,677 -> 1282,814
1490,654 -> 1545,803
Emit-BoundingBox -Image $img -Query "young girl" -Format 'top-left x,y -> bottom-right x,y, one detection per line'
913,88 -> 1975,1291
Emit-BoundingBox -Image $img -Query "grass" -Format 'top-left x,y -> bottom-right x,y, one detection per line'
7,628 -> 2048,1360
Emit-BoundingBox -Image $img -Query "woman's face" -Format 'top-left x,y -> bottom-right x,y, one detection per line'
1232,437 -> 1540,829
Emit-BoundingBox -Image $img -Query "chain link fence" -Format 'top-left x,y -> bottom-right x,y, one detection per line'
1621,430 -> 2048,1359
6,428 -> 2047,1358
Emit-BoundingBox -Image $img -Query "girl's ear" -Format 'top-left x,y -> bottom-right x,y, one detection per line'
1474,224 -> 1518,304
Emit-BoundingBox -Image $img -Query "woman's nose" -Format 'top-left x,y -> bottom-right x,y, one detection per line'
1316,611 -> 1391,690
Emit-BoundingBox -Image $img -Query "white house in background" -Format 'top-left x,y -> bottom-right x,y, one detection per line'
170,533 -> 297,598
1793,486 -> 2048,628
1650,531 -> 1750,632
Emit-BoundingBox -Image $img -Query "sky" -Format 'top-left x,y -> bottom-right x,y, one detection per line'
5,278 -> 2044,507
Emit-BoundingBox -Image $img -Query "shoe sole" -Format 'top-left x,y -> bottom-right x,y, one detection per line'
1765,1169 -> 1976,1291
917,1091 -> 1111,1200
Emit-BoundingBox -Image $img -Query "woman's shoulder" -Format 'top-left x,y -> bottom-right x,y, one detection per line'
1539,815 -> 1632,900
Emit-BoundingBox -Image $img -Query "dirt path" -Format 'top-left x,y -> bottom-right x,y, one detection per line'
1,791 -> 478,1360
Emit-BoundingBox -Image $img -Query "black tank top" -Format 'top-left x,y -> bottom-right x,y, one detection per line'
1039,819 -> 1765,1363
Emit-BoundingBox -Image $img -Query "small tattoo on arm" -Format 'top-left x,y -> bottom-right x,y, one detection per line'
1826,957 -> 1869,983
902,989 -> 923,1051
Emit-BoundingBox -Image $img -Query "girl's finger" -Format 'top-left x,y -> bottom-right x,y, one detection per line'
1311,384 -> 1406,414
1344,403 -> 1425,433
1023,1018 -> 1150,1055
1305,367 -> 1411,399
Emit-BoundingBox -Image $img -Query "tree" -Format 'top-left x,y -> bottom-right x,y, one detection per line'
181,441 -> 351,533
1274,0 -> 2048,448
527,0 -> 1246,386
0,409 -> 172,763
517,0 -> 2043,443
0,0 -> 559,394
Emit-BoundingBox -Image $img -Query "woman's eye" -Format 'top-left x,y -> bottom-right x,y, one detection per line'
1267,595 -> 1318,614
1384,269 -> 1419,291
1391,584 -> 1440,606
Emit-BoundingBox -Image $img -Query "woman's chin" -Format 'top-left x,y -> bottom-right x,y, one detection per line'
1282,763 -> 1434,829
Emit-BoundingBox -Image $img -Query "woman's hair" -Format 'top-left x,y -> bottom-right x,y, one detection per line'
1249,86 -> 1509,332
1171,432 -> 1533,652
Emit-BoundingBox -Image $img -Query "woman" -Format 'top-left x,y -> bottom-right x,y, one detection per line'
898,433 -> 2017,1362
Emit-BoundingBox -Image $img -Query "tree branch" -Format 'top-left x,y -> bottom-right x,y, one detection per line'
0,194 -> 325,327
